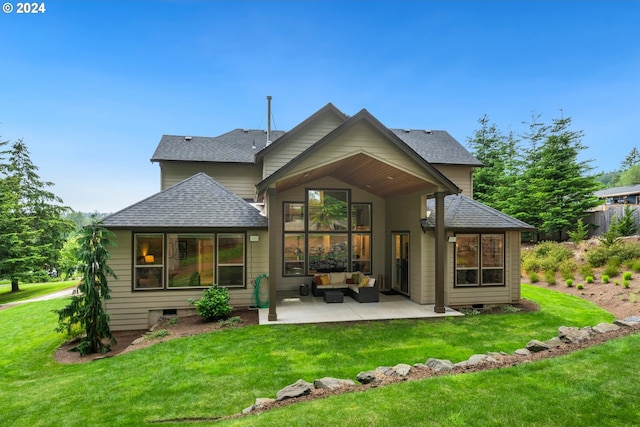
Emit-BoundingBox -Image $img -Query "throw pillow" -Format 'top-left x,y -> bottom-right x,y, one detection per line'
320,275 -> 330,286
346,278 -> 354,284
313,275 -> 322,286
351,273 -> 360,284
367,278 -> 376,287
359,275 -> 369,287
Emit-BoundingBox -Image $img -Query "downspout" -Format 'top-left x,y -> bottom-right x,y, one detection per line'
267,187 -> 278,321
434,191 -> 446,313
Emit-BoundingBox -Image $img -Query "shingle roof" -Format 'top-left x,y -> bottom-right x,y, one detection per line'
102,173 -> 267,228
150,130 -> 287,163
421,194 -> 534,230
594,184 -> 640,198
391,129 -> 483,166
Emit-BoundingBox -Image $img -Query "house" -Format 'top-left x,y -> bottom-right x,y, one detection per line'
102,102 -> 534,330
594,185 -> 640,209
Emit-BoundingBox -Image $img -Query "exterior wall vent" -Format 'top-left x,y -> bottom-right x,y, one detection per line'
184,136 -> 192,141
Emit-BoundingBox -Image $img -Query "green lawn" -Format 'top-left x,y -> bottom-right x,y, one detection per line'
1,285 -> 637,426
0,280 -> 78,305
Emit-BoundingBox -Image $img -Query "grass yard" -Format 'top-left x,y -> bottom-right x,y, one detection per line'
0,280 -> 78,305
1,285 -> 638,426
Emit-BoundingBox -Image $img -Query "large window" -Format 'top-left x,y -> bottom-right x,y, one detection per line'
283,190 -> 372,276
455,233 -> 504,287
134,232 -> 245,290
167,234 -> 214,288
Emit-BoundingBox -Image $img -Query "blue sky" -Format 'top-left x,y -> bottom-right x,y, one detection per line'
1,0 -> 638,212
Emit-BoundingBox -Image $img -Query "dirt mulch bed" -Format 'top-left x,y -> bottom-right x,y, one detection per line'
54,308 -> 259,364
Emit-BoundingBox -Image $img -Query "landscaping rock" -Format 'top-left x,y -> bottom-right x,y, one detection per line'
314,377 -> 355,390
375,366 -> 395,376
545,337 -> 563,348
615,316 -> 640,327
242,397 -> 276,414
593,322 -> 620,334
526,339 -> 550,353
356,370 -> 377,384
392,363 -> 412,377
558,326 -> 594,344
276,379 -> 314,401
426,358 -> 454,372
514,348 -> 531,356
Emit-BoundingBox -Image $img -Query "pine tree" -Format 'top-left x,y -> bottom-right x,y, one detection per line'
55,219 -> 117,356
467,115 -> 518,209
0,138 -> 74,291
519,115 -> 601,240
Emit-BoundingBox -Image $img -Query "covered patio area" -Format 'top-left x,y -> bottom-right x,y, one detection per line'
258,293 -> 463,325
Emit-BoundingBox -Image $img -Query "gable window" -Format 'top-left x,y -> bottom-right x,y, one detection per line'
134,232 -> 245,290
455,233 -> 504,287
283,190 -> 372,276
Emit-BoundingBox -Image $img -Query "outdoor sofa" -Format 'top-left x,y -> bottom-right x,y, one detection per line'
311,271 -> 379,303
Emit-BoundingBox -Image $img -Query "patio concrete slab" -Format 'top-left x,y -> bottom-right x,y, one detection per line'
258,293 -> 463,325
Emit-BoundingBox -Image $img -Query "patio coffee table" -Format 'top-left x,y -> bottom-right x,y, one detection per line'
323,290 -> 344,303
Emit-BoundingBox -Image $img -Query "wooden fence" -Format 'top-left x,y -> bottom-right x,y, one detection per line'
586,205 -> 640,237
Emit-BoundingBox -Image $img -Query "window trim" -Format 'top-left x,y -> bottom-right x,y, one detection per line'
132,231 -> 247,291
282,190 -> 373,276
454,233 -> 505,288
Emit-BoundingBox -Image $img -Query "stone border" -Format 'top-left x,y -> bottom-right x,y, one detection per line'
241,316 -> 640,417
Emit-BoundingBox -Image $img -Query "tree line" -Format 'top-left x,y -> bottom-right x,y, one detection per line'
467,113 -> 602,242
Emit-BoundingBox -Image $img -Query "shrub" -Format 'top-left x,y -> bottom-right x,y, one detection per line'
559,259 -> 577,280
147,329 -> 169,340
218,316 -> 242,327
585,276 -> 594,284
521,256 -> 541,275
631,260 -> 640,273
579,264 -> 594,279
189,285 -> 232,321
603,263 -> 620,278
615,279 -> 621,286
568,218 -> 589,244
631,293 -> 638,303
602,274 -> 610,283
577,283 -> 584,290
565,278 -> 574,287
623,280 -> 631,289
586,246 -> 610,268
544,270 -> 557,286
623,272 -> 633,280
528,272 -> 540,283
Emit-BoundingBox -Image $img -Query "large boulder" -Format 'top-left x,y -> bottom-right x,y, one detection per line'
526,339 -> 550,353
426,358 -> 454,372
276,379 -> 314,401
314,377 -> 355,390
558,326 -> 594,344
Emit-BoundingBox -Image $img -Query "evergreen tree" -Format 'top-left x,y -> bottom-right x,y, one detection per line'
621,147 -> 640,170
515,115 -> 601,240
467,115 -> 518,209
0,138 -> 74,291
55,219 -> 117,356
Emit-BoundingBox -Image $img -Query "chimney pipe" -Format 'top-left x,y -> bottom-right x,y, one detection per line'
266,95 -> 272,145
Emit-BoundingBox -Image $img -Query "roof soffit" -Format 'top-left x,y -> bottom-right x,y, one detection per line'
257,109 -> 461,197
